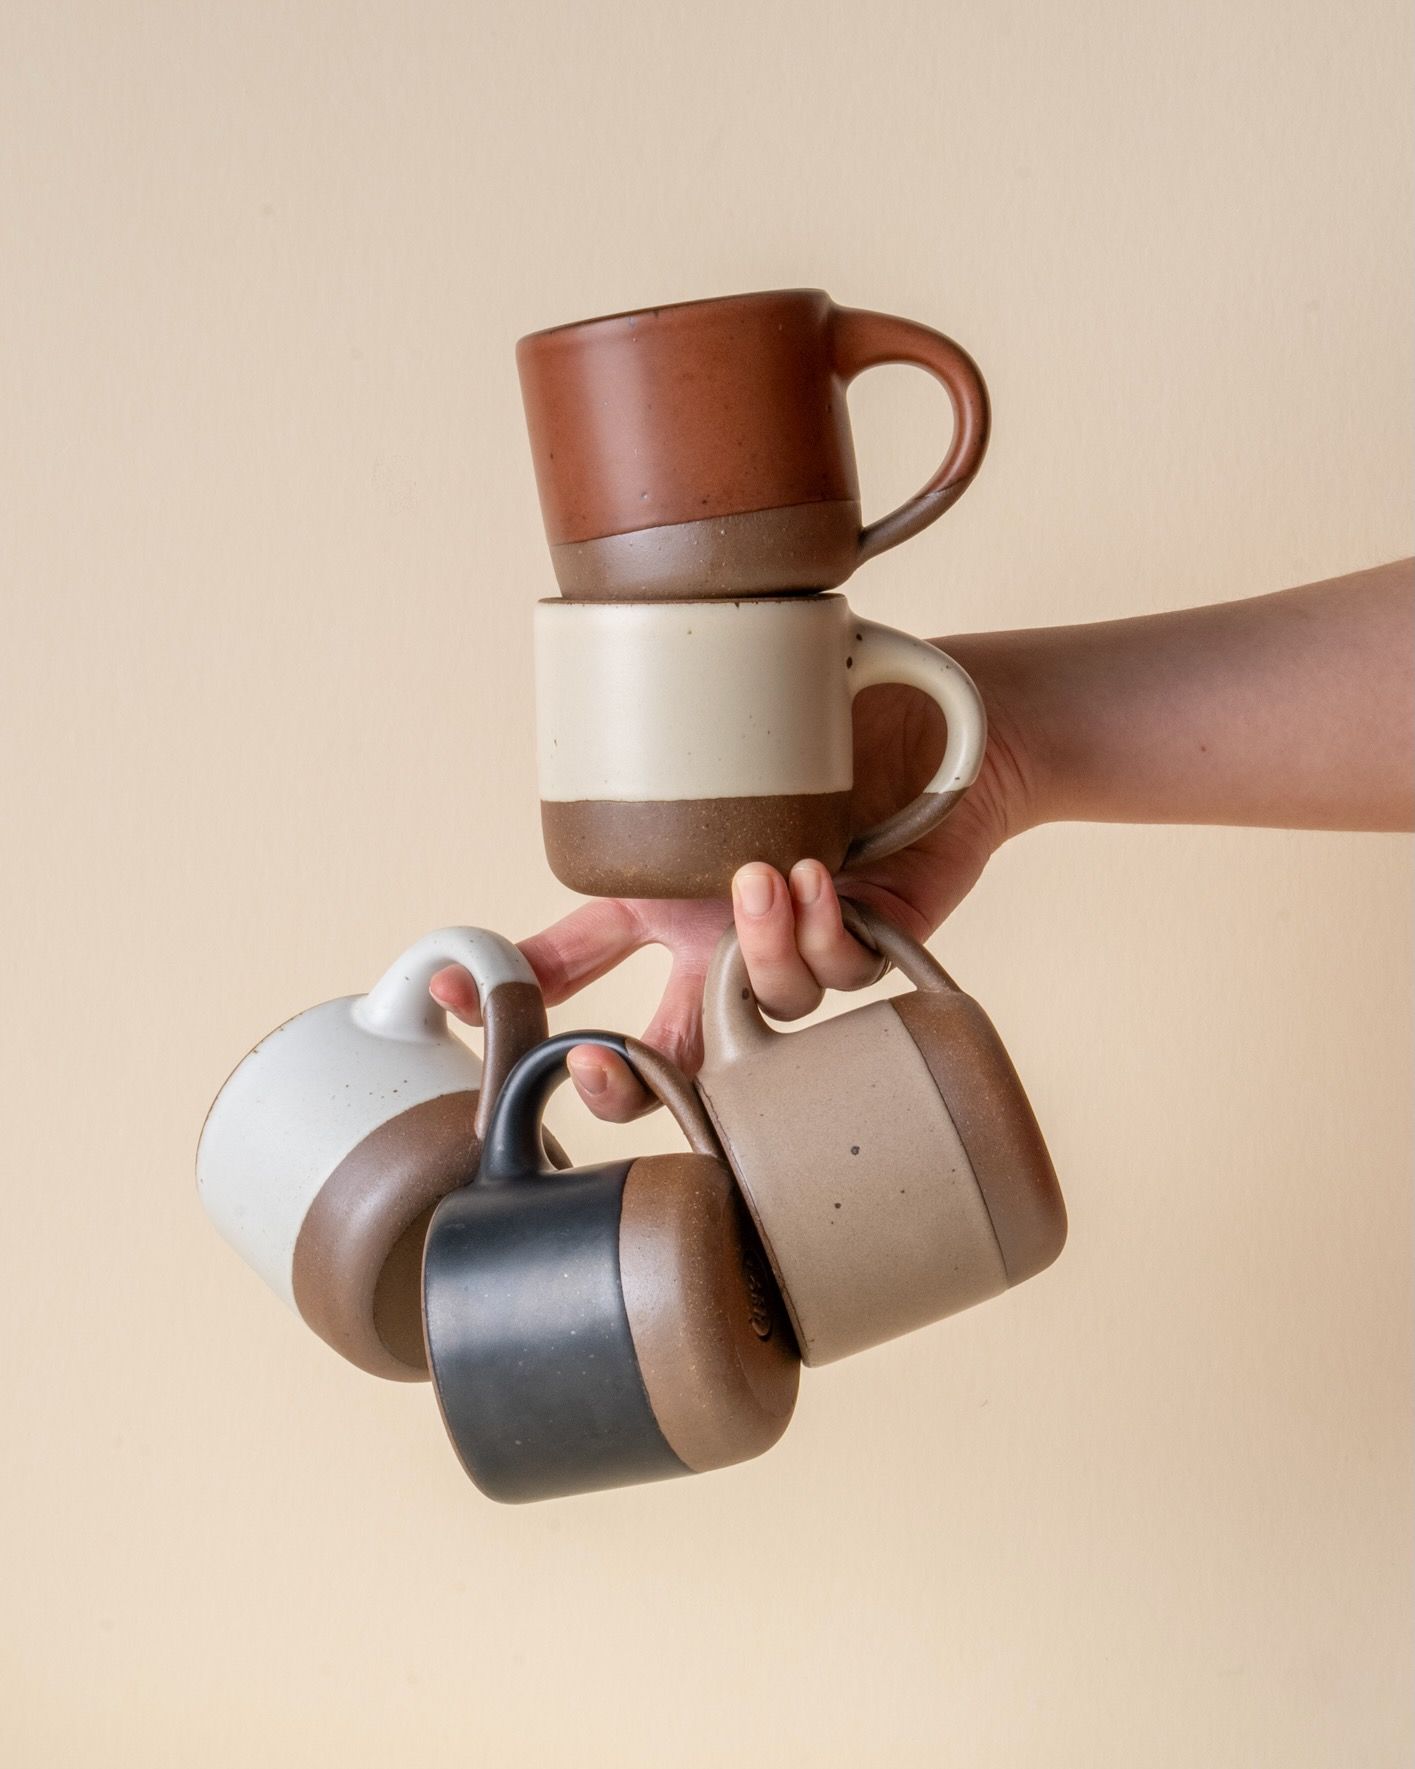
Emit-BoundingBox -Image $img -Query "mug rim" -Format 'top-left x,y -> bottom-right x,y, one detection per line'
517,287 -> 830,351
535,591 -> 847,612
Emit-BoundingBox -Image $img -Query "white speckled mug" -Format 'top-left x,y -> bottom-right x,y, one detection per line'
196,928 -> 553,1381
536,593 -> 986,898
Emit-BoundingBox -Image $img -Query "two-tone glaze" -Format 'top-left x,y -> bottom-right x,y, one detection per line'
695,904 -> 1067,1366
423,1033 -> 799,1503
196,927 -> 549,1380
536,595 -> 986,897
517,289 -> 990,600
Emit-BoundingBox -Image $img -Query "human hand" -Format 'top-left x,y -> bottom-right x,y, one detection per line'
431,642 -> 1041,1120
434,561 -> 1415,1118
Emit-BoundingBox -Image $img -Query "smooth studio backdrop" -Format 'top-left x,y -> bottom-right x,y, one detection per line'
2,3 -> 1411,1764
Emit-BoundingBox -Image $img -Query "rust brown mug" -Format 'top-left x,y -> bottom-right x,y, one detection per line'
517,288 -> 990,600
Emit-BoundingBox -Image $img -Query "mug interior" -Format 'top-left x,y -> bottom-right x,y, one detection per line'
517,287 -> 828,349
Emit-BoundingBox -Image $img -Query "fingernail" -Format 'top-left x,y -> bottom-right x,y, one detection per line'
734,865 -> 775,917
789,861 -> 822,906
567,1053 -> 608,1097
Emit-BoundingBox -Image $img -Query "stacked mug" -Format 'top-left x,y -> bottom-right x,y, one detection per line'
196,289 -> 1070,1507
519,287 -> 994,896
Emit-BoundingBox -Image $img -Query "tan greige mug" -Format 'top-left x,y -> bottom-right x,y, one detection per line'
197,928 -> 556,1381
536,594 -> 986,898
517,288 -> 990,600
694,903 -> 1067,1366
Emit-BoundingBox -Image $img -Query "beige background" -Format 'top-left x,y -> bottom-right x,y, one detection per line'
2,2 -> 1411,1763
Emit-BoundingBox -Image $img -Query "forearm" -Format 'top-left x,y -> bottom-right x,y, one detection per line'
942,560 -> 1415,835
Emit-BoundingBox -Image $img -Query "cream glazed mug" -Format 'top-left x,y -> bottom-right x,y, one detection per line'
694,902 -> 1067,1366
197,927 -> 555,1381
536,593 -> 987,898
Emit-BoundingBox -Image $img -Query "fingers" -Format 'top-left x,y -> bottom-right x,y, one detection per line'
786,861 -> 889,992
518,898 -> 648,1005
565,1046 -> 655,1124
835,800 -> 994,936
427,858 -> 911,1129
730,861 -> 888,1018
429,898 -> 649,1029
566,948 -> 711,1121
429,943 -> 663,1122
429,963 -> 482,1025
640,952 -> 708,1079
731,864 -> 824,1020
429,896 -> 732,1125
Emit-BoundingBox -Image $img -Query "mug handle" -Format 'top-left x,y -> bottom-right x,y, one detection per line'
703,900 -> 958,1066
352,927 -> 550,1145
842,621 -> 987,869
480,1032 -> 724,1183
830,306 -> 991,565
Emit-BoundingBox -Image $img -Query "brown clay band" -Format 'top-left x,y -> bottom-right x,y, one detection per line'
291,984 -> 568,1381
292,1089 -> 480,1381
618,1153 -> 799,1473
474,978 -> 551,1142
541,791 -> 853,899
893,991 -> 1066,1286
550,501 -> 862,599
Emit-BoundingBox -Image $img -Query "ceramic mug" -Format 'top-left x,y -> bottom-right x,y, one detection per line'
536,593 -> 986,898
197,927 -> 556,1381
423,1032 -> 800,1504
695,903 -> 1067,1366
517,288 -> 990,600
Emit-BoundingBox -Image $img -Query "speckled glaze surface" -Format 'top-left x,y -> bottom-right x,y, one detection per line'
535,595 -> 985,897
695,904 -> 1066,1366
517,289 -> 990,598
422,1033 -> 799,1504
196,927 -> 552,1381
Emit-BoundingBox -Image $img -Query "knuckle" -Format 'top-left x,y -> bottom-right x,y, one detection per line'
519,940 -> 568,1005
755,982 -> 824,1022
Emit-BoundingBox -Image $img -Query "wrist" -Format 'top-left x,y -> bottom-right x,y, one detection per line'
932,630 -> 1060,840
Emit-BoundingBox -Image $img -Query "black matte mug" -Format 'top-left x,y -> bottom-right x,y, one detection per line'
422,1033 -> 800,1504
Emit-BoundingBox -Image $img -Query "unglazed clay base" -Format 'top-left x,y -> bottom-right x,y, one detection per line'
618,1153 -> 799,1473
536,595 -> 985,900
289,1088 -> 481,1378
893,991 -> 1067,1285
540,790 -> 853,898
196,930 -> 548,1382
549,500 -> 862,600
518,290 -> 990,594
422,1033 -> 800,1503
